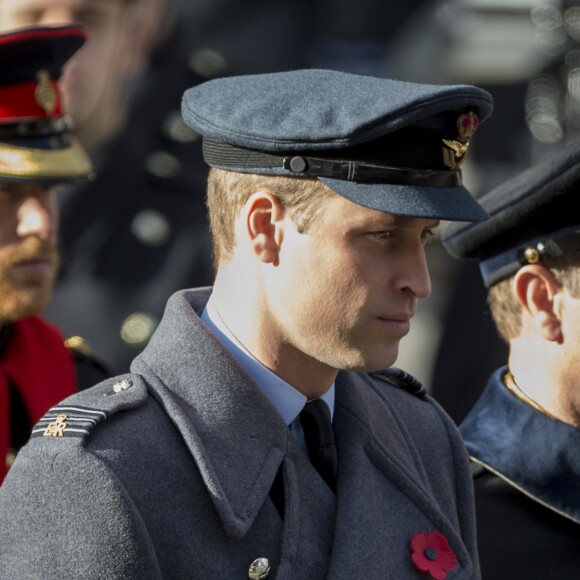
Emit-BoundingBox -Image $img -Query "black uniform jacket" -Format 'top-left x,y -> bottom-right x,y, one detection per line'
460,366 -> 580,579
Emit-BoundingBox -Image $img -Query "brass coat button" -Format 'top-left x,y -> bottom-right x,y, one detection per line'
248,557 -> 270,579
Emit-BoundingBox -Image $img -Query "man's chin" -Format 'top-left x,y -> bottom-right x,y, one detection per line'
0,283 -> 53,324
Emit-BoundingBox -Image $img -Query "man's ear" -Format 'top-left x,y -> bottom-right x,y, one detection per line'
514,265 -> 563,342
244,191 -> 285,266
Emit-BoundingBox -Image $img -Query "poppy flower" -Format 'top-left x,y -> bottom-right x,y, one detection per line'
410,531 -> 457,579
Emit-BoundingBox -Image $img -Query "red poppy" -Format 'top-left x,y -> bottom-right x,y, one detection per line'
410,531 -> 457,579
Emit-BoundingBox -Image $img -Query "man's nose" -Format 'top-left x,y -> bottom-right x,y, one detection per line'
397,247 -> 432,300
17,196 -> 54,240
36,7 -> 76,25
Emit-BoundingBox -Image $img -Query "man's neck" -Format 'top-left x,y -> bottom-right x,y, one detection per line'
209,278 -> 337,398
509,347 -> 580,428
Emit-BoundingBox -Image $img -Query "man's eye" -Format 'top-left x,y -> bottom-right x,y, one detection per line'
372,231 -> 392,240
422,229 -> 435,244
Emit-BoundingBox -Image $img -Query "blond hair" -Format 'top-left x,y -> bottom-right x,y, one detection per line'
206,168 -> 333,266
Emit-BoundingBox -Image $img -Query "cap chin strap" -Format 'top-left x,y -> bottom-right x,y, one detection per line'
0,117 -> 72,140
202,138 -> 463,188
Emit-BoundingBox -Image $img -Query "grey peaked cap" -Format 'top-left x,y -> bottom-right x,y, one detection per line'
442,140 -> 580,287
181,68 -> 494,221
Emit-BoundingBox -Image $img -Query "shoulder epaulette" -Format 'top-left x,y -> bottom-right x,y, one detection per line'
31,405 -> 109,439
368,367 -> 427,398
30,375 -> 147,442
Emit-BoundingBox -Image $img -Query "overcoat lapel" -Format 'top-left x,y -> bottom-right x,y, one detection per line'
327,372 -> 474,577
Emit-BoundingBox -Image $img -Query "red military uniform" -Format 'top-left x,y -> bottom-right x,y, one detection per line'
0,317 -> 76,483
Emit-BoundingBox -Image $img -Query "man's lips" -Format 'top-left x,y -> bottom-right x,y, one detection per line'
376,314 -> 413,335
10,257 -> 54,272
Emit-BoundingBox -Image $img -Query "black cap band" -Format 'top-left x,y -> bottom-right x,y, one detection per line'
0,118 -> 71,141
203,138 -> 463,188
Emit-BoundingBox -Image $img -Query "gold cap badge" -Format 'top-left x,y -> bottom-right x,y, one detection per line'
34,70 -> 57,115
442,112 -> 480,170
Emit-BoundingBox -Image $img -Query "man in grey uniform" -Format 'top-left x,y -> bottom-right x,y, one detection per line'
441,140 -> 580,578
0,69 -> 492,578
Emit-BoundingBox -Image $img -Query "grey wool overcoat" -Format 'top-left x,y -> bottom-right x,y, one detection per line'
0,288 -> 480,579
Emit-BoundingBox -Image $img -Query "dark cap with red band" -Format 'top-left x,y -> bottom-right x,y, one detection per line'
0,25 -> 93,183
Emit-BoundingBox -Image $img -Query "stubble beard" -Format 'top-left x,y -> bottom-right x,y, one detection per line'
0,237 -> 59,324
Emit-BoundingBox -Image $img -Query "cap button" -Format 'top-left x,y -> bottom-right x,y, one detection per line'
288,156 -> 307,173
248,557 -> 271,579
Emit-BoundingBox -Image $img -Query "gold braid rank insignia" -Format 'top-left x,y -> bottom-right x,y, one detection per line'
442,112 -> 480,170
43,414 -> 68,437
34,70 -> 57,115
32,405 -> 109,440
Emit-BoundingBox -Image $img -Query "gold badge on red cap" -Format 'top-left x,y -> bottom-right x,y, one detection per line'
34,70 -> 57,115
442,111 -> 480,170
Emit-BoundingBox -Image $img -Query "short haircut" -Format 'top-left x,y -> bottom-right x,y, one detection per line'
206,168 -> 333,266
488,254 -> 580,342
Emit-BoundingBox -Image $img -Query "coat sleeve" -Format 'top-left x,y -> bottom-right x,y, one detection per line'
0,440 -> 162,579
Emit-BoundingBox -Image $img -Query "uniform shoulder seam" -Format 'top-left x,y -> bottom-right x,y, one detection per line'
367,367 -> 427,398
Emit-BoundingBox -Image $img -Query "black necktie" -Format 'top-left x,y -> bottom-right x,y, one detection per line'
299,399 -> 337,492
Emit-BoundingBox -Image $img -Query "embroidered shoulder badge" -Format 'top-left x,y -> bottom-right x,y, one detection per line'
369,367 -> 426,398
32,404 -> 109,440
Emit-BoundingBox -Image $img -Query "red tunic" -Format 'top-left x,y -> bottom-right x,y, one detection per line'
0,316 -> 76,483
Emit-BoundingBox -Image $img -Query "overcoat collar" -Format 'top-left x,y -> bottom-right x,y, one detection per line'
133,287 -> 289,539
461,366 -> 580,524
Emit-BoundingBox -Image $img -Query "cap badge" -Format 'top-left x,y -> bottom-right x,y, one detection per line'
43,414 -> 68,437
34,70 -> 57,115
442,112 -> 480,170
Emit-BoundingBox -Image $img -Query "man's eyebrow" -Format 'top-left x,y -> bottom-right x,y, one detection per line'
390,216 -> 440,228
